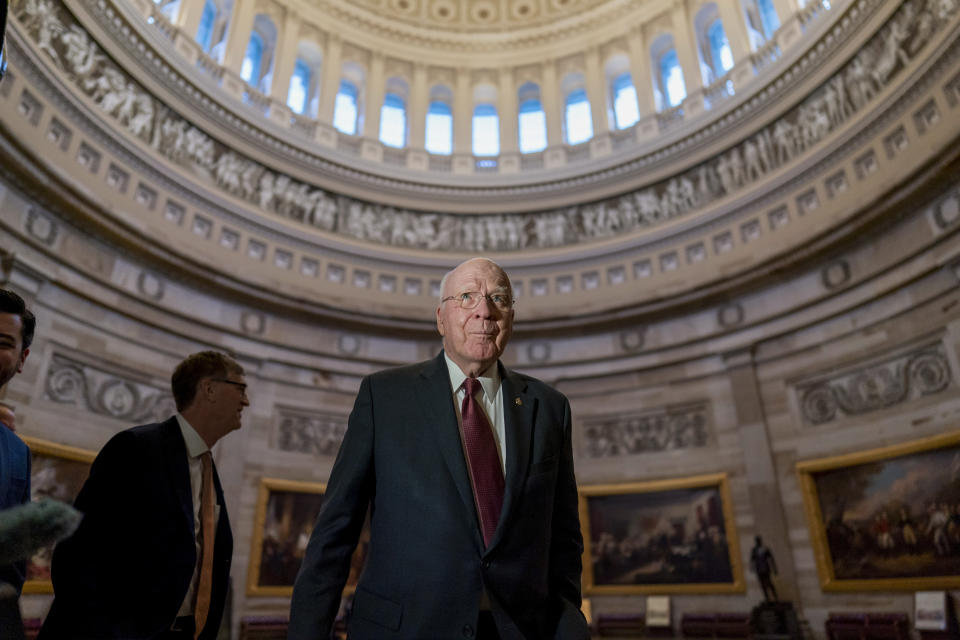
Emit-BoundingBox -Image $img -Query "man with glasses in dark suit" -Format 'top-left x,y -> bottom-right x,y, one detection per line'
40,351 -> 248,639
291,258 -> 589,640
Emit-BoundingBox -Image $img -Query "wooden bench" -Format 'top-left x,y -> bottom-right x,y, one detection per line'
681,613 -> 751,639
596,613 -> 647,637
825,613 -> 909,640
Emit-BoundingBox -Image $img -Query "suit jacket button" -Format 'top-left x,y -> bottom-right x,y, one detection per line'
463,624 -> 475,637
481,560 -> 490,570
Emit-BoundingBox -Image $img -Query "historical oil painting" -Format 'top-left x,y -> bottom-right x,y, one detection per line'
797,431 -> 960,590
580,472 -> 744,594
248,478 -> 369,596
21,437 -> 95,593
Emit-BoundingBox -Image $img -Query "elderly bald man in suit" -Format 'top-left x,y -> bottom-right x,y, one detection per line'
290,257 -> 589,640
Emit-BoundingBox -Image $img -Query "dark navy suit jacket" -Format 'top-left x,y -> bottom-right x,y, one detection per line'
38,418 -> 232,639
289,352 -> 589,640
0,423 -> 31,593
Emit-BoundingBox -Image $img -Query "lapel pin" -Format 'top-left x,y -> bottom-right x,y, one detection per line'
514,397 -> 522,406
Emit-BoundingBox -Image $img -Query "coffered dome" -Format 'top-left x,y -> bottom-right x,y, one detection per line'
305,0 -> 630,34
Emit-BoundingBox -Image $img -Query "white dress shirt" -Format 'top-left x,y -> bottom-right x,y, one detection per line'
174,412 -> 216,617
444,354 -> 506,473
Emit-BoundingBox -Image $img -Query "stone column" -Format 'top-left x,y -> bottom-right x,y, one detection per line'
717,1 -> 755,90
769,0 -> 798,26
266,9 -> 300,125
584,46 -> 608,136
360,53 -> 385,162
408,64 -> 429,150
627,27 -> 658,141
221,0 -> 256,74
717,2 -> 751,62
540,59 -> 565,168
671,0 -> 705,115
363,54 -> 385,139
406,63 -> 429,170
723,349 -> 799,603
175,0 -> 207,42
498,67 -> 519,173
317,35 -> 342,123
584,46 -> 611,158
269,9 -> 300,103
452,69 -> 473,173
627,28 -> 655,114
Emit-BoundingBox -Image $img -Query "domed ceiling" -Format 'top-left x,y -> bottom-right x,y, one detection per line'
305,0 -> 640,34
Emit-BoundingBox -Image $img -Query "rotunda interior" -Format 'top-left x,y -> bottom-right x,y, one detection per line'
1,0 -> 960,635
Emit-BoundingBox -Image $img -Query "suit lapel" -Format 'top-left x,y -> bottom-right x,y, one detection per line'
159,417 -> 195,534
489,365 -> 534,550
416,353 -> 479,544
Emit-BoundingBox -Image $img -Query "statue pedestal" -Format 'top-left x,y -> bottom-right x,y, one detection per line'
751,602 -> 802,640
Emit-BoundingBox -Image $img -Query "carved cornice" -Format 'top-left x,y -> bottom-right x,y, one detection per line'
794,341 -> 955,426
581,403 -> 710,459
274,407 -> 348,456
43,352 -> 176,423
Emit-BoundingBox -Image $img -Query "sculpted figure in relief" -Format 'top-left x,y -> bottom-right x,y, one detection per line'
20,0 -> 64,62
62,25 -> 102,81
872,11 -> 911,86
743,139 -> 763,182
773,119 -> 798,165
308,191 -> 337,231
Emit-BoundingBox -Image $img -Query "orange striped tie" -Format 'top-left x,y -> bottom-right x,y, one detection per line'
194,452 -> 215,639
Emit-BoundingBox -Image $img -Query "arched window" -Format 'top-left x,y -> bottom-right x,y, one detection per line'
425,101 -> 453,155
708,20 -> 734,78
240,32 -> 263,85
379,93 -> 407,148
333,80 -> 359,135
564,88 -> 593,144
517,82 -> 546,154
195,0 -> 216,52
660,49 -> 686,108
612,73 -> 639,129
472,104 -> 499,157
154,0 -> 180,23
758,0 -> 780,39
287,59 -> 311,114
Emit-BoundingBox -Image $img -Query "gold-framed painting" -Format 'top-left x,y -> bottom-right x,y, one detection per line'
20,436 -> 96,594
580,472 -> 745,595
797,430 -> 960,592
247,477 -> 370,597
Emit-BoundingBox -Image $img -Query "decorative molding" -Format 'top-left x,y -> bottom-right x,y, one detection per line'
718,303 -> 744,328
10,0 -> 954,253
24,208 -> 58,246
274,407 -> 348,456
43,352 -> 175,423
581,403 -> 710,459
619,328 -> 645,352
795,342 -> 954,426
821,260 -> 852,290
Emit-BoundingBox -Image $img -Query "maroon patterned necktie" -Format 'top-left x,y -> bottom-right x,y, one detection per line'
461,377 -> 505,547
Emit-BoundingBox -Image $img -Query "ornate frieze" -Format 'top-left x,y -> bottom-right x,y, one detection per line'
275,408 -> 348,456
9,0 -> 959,253
796,343 -> 954,426
43,352 -> 176,423
582,404 -> 710,459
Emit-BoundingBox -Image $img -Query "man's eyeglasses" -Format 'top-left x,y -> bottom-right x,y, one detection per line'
441,291 -> 514,311
213,379 -> 248,394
